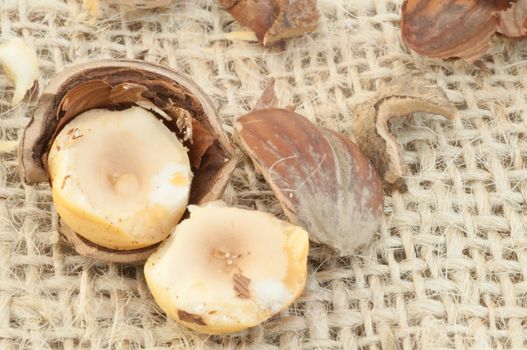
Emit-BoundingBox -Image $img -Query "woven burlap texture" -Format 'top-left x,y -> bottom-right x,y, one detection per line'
1,0 -> 527,349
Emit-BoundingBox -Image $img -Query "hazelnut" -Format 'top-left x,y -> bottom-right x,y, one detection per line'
144,202 -> 309,334
48,107 -> 192,251
19,59 -> 237,263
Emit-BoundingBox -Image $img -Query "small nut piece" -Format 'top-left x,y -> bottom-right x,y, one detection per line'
0,37 -> 40,105
235,82 -> 384,256
20,60 -> 237,263
352,77 -> 456,187
48,107 -> 192,250
144,202 -> 309,334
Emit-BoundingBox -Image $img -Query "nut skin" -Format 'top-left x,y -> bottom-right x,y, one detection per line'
19,59 -> 237,263
236,108 -> 384,256
401,0 -> 513,62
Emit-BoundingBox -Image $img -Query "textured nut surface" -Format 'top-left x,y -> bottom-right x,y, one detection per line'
144,203 -> 309,334
236,108 -> 384,256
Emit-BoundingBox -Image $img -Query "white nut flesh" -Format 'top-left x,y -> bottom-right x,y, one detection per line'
0,37 -> 40,105
144,203 -> 309,334
48,106 -> 192,250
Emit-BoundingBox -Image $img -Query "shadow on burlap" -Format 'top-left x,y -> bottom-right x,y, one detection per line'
1,0 -> 527,348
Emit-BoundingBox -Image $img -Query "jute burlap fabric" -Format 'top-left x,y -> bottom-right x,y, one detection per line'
1,0 -> 527,348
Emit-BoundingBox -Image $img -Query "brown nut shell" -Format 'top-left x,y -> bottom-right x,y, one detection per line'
401,0 -> 512,62
20,59 -> 237,263
220,0 -> 319,47
236,108 -> 383,256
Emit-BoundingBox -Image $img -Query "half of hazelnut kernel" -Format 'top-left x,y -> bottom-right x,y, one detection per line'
20,59 -> 237,263
48,106 -> 192,251
144,202 -> 309,334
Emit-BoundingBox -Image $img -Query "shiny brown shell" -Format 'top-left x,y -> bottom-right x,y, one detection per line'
401,0 -> 512,62
20,59 -> 237,263
236,108 -> 384,256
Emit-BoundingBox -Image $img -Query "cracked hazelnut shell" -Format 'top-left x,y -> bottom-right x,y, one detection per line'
235,83 -> 384,256
20,59 -> 237,263
219,0 -> 320,47
401,0 -> 512,62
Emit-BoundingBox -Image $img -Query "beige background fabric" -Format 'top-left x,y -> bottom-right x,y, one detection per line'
1,0 -> 527,348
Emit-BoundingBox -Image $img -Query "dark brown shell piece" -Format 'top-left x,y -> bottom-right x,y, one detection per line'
498,0 -> 527,37
401,0 -> 513,62
20,59 -> 237,263
219,0 -> 319,47
352,77 -> 456,187
236,108 -> 384,256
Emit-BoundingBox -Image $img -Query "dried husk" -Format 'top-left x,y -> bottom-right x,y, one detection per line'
401,0 -> 513,62
235,84 -> 383,256
20,59 -> 237,263
352,78 -> 456,187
